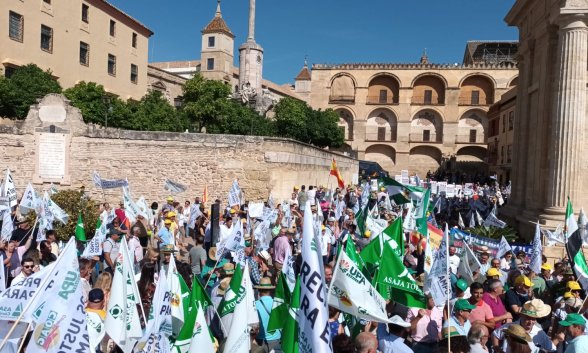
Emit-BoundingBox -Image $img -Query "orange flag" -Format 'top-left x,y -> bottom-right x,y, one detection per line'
330,158 -> 345,188
203,184 -> 208,204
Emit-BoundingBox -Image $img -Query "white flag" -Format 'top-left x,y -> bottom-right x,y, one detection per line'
105,237 -> 143,353
483,212 -> 507,229
428,225 -> 452,306
167,255 -> 185,337
0,256 -> 5,292
122,186 -> 147,224
469,212 -> 476,228
217,219 -> 245,259
328,250 -> 390,323
546,224 -> 565,246
1,169 -> 17,208
43,191 -> 69,224
476,210 -> 484,227
188,303 -> 216,353
282,252 -> 297,293
19,183 -> 38,215
27,238 -> 90,353
1,210 -> 13,241
223,263 -> 252,353
137,333 -> 171,353
87,310 -> 105,352
228,179 -> 242,207
299,200 -> 332,353
137,270 -> 172,351
137,196 -> 154,224
458,241 -> 481,284
81,223 -> 108,258
496,236 -> 512,259
458,212 -> 465,229
529,223 -> 542,274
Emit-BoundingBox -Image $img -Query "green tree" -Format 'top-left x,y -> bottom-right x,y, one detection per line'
306,108 -> 345,148
6,64 -> 62,118
63,81 -> 113,125
49,189 -> 100,241
130,90 -> 187,132
0,76 -> 17,117
466,225 -> 518,241
273,97 -> 309,141
182,74 -> 234,132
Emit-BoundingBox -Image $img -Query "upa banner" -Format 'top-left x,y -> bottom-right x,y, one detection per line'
93,171 -> 128,189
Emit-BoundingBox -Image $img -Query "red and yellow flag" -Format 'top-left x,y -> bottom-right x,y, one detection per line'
203,184 -> 208,204
330,158 -> 345,188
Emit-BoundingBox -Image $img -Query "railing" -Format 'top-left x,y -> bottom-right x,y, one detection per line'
329,95 -> 355,104
366,96 -> 399,105
365,133 -> 397,142
458,97 -> 494,106
409,133 -> 443,143
411,96 -> 444,105
455,135 -> 486,144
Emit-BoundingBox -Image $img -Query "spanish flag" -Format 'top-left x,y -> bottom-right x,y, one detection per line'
203,184 -> 208,204
330,158 -> 345,188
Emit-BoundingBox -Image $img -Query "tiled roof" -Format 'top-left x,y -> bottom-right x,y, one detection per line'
202,16 -> 234,38
295,66 -> 311,81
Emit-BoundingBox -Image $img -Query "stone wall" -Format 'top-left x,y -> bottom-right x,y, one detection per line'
0,94 -> 358,205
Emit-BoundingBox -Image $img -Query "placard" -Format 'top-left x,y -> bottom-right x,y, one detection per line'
34,132 -> 70,184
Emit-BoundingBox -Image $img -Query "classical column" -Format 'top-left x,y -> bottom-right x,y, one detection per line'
247,0 -> 256,41
545,15 -> 588,214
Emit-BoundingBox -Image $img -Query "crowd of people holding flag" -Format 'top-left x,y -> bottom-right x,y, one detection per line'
1,165 -> 588,353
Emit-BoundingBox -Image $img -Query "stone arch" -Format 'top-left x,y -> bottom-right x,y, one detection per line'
411,73 -> 447,105
410,109 -> 444,142
456,146 -> 487,162
366,108 -> 398,142
409,146 -> 442,175
458,74 -> 495,105
335,107 -> 355,140
457,109 -> 488,143
365,144 -> 396,171
508,76 -> 519,87
329,73 -> 357,103
366,73 -> 401,104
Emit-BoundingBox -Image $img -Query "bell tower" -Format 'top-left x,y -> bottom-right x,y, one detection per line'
200,0 -> 234,82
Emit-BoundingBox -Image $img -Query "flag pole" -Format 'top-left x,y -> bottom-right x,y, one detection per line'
446,223 -> 451,352
15,322 -> 31,353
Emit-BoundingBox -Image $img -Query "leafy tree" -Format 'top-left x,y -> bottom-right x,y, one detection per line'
466,225 -> 518,241
49,189 -> 100,241
130,90 -> 187,132
306,108 -> 344,148
5,64 -> 62,118
182,74 -> 234,132
0,76 -> 17,117
273,97 -> 309,141
63,81 -> 113,125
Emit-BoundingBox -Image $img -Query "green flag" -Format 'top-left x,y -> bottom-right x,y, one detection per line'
416,188 -> 431,236
174,277 -> 214,352
281,276 -> 300,353
268,272 -> 291,331
378,176 -> 425,204
75,212 -> 86,242
361,234 -> 425,308
566,197 -> 579,237
218,264 -> 245,318
355,207 -> 367,235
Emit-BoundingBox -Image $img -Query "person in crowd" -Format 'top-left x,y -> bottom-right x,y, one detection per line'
93,271 -> 113,305
467,323 -> 489,353
500,251 -> 513,272
482,279 -> 512,328
559,313 -> 588,353
189,235 -> 207,277
12,257 -> 38,283
407,295 -> 443,353
333,334 -> 355,353
154,219 -> 173,249
376,315 -> 412,353
355,332 -> 378,353
79,258 -> 93,302
254,277 -> 280,352
86,288 -> 107,353
103,229 -> 121,274
4,234 -> 33,285
44,229 -> 60,257
468,282 -> 496,330
501,324 -> 531,353
271,226 -> 291,271
445,299 -> 475,336
329,307 -> 345,339
504,275 -> 533,320
478,251 -> 491,275
128,226 -> 143,272
449,246 -> 460,274
324,264 -> 333,286
38,240 -> 56,266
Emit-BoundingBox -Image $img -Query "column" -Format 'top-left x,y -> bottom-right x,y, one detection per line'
545,15 -> 588,213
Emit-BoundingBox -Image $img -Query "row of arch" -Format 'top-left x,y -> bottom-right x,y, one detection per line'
338,107 -> 488,143
365,145 -> 487,173
330,73 -> 518,106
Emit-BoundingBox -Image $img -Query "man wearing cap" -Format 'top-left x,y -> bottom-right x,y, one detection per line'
560,313 -> 588,353
254,278 -> 280,352
162,196 -> 175,213
450,279 -> 470,313
483,279 -> 512,329
103,230 -> 121,274
407,295 -> 443,353
444,299 -> 475,336
504,275 -> 533,320
376,315 -> 412,353
86,288 -> 106,352
154,219 -> 173,249
540,263 -> 557,290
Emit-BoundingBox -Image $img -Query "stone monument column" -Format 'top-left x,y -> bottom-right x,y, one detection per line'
544,14 -> 588,216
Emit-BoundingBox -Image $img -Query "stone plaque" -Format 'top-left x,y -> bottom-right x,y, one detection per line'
39,105 -> 66,123
34,132 -> 70,184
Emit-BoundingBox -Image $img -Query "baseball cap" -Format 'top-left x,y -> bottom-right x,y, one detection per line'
559,313 -> 587,326
541,263 -> 552,271
88,288 -> 105,303
454,299 -> 476,311
487,268 -> 501,277
568,281 -> 582,291
514,275 -> 533,288
456,279 -> 468,292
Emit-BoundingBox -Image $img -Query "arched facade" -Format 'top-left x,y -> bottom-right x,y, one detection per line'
412,74 -> 446,105
456,146 -> 487,162
365,145 -> 396,171
409,146 -> 442,175
366,108 -> 397,142
456,109 -> 488,144
366,74 -> 400,104
330,73 -> 356,103
410,109 -> 443,143
335,107 -> 354,140
458,74 -> 495,106
508,76 -> 519,87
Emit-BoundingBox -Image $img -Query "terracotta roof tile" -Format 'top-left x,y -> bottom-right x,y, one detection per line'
295,66 -> 311,81
202,16 -> 234,38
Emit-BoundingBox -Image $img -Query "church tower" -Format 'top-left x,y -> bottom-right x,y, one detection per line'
294,58 -> 312,103
200,0 -> 234,83
238,0 -> 263,95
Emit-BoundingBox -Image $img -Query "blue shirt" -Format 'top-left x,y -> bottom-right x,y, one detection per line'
255,296 -> 281,341
565,335 -> 588,353
443,316 -> 471,336
157,227 -> 172,247
377,323 -> 413,353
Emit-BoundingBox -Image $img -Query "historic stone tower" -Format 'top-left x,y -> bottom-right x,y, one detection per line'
200,0 -> 235,83
238,0 -> 264,95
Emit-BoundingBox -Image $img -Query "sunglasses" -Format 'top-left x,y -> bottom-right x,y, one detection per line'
23,265 -> 34,269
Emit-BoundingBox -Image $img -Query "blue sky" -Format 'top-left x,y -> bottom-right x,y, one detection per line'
110,0 -> 518,85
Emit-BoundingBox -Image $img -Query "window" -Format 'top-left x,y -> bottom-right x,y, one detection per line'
507,145 -> 512,163
508,111 -> 514,130
108,54 -> 116,75
130,64 -> 138,83
79,42 -> 89,66
377,127 -> 386,141
208,36 -> 215,47
174,97 -> 184,108
423,130 -> 431,142
9,11 -> 24,42
132,33 -> 137,48
471,90 -> 480,105
109,20 -> 116,37
207,58 -> 214,70
4,66 -> 16,78
424,90 -> 432,104
469,129 -> 477,143
40,25 -> 53,53
379,90 -> 387,104
501,146 -> 505,164
502,114 -> 506,133
82,4 -> 89,23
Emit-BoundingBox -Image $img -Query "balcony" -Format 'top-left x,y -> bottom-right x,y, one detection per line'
411,96 -> 444,105
329,95 -> 355,104
365,132 -> 397,142
458,96 -> 494,106
366,96 -> 399,105
409,133 -> 443,143
455,135 -> 487,144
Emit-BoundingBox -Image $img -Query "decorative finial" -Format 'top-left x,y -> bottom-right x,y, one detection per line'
420,48 -> 428,65
304,55 -> 308,67
216,0 -> 222,17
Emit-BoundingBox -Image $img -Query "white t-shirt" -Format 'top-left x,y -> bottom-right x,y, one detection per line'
321,232 -> 332,256
127,236 -> 143,263
103,238 -> 120,268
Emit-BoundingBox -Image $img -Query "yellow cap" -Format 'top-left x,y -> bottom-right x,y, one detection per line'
487,268 -> 501,277
514,275 -> 533,288
164,219 -> 172,225
321,225 -> 326,230
167,196 -> 174,201
293,186 -> 299,190
541,264 -> 552,271
230,209 -> 236,214
567,281 -> 582,291
167,211 -> 176,218
564,291 -> 574,299
364,230 -> 371,238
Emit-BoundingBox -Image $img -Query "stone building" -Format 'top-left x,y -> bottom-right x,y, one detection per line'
487,87 -> 517,185
1,0 -> 153,100
502,0 -> 588,233
296,49 -> 519,177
